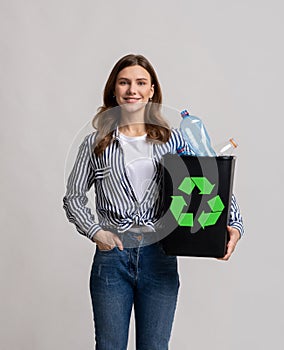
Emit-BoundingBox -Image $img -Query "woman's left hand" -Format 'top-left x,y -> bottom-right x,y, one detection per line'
218,225 -> 241,261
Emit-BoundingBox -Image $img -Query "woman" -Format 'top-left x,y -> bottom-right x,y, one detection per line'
63,54 -> 243,350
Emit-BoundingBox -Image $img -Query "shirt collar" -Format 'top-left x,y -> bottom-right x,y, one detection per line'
113,125 -> 120,140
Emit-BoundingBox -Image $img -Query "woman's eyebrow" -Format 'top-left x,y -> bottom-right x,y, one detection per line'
117,77 -> 148,81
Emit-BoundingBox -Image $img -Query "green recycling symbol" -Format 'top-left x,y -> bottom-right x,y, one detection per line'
170,177 -> 225,229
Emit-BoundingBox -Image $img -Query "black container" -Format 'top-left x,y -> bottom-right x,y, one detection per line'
159,154 -> 236,258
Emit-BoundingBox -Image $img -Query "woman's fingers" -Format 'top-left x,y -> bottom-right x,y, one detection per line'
92,230 -> 124,251
112,235 -> 124,250
218,226 -> 240,261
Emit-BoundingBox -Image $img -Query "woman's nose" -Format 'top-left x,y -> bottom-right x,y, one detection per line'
127,82 -> 137,95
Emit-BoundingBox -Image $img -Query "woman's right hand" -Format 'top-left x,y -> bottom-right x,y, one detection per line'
92,229 -> 124,251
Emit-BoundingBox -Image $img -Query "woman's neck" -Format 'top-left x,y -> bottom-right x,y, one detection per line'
118,123 -> 146,137
119,109 -> 146,137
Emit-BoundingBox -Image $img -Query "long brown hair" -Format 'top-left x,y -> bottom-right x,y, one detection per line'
92,54 -> 171,156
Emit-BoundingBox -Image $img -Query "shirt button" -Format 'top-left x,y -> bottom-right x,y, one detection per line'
137,235 -> 142,241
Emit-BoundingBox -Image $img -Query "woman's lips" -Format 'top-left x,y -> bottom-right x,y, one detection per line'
124,97 -> 141,103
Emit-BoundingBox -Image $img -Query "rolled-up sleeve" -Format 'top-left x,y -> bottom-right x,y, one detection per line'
229,193 -> 244,237
63,134 -> 102,241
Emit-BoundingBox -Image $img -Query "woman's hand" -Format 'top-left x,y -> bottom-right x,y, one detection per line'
218,226 -> 241,261
92,229 -> 124,251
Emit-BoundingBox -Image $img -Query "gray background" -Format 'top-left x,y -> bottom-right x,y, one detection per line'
1,0 -> 283,349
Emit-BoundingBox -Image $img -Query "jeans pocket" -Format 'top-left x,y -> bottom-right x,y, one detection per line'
96,246 -> 117,253
91,248 -> 122,285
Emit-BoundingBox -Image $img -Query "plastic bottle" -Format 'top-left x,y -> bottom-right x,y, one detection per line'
214,138 -> 238,156
179,109 -> 216,156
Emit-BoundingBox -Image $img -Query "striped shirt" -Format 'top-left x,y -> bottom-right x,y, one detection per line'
63,128 -> 244,241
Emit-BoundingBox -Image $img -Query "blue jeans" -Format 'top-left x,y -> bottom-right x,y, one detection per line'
89,234 -> 180,350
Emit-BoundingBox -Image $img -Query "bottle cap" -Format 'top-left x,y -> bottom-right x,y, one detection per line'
229,138 -> 238,148
181,109 -> 190,118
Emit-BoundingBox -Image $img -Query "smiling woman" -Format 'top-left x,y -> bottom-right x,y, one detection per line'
115,66 -> 153,102
62,53 -> 244,350
114,65 -> 154,122
92,54 -> 170,156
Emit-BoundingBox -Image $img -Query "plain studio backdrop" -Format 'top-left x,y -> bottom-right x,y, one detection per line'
1,0 -> 283,349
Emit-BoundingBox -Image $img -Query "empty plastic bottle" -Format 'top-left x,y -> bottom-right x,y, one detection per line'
179,109 -> 216,156
214,138 -> 238,156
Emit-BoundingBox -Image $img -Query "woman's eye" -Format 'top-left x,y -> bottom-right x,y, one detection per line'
138,81 -> 146,86
119,81 -> 127,85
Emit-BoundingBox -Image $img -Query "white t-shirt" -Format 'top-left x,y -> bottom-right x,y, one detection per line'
118,132 -> 155,203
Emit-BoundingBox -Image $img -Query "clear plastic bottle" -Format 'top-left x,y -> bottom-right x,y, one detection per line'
179,109 -> 216,156
214,138 -> 238,156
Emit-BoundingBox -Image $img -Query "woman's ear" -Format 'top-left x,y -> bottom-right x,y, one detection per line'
150,84 -> 154,98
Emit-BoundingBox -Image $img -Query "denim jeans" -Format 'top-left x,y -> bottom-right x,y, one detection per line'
89,233 -> 180,350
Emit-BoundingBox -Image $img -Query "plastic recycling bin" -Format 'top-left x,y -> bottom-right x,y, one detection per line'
159,154 -> 236,258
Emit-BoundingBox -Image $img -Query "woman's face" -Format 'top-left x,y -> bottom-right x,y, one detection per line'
114,65 -> 154,111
